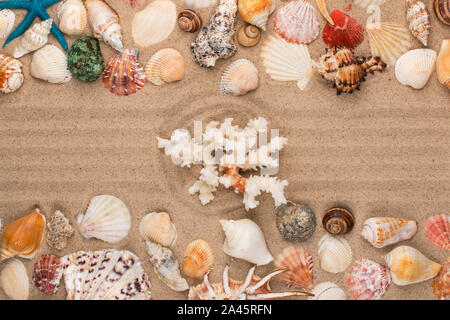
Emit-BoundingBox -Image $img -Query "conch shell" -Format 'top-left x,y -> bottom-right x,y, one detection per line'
238,0 -> 276,31
0,54 -> 24,94
361,217 -> 418,248
405,0 -> 431,46
436,39 -> 450,90
13,18 -> 52,58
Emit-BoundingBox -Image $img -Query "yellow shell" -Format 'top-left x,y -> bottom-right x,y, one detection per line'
139,212 -> 177,247
145,48 -> 186,86
436,39 -> 450,89
182,239 -> 214,279
238,0 -> 276,31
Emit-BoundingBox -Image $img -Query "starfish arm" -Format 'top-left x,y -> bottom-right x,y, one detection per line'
0,0 -> 32,9
36,7 -> 68,50
2,10 -> 35,48
41,0 -> 62,7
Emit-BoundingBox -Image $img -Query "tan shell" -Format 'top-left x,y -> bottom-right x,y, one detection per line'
139,212 -> 177,247
219,58 -> 259,96
177,9 -> 202,32
46,210 -> 74,250
0,9 -> 15,39
436,39 -> 450,89
182,239 -> 214,279
145,48 -> 186,86
236,24 -> 261,47
318,234 -> 352,274
57,0 -> 88,36
0,259 -> 29,300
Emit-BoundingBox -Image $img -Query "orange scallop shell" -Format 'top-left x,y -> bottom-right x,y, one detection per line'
182,239 -> 214,279
432,258 -> 450,300
274,245 -> 313,289
425,214 -> 450,251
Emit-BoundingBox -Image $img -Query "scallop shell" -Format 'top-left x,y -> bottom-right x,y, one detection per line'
384,245 -> 441,285
434,0 -> 450,25
436,39 -> 450,89
145,48 -> 186,86
308,281 -> 346,300
31,45 -> 72,84
347,258 -> 391,300
139,212 -> 177,247
184,0 -> 218,9
46,210 -> 74,250
103,49 -> 146,96
317,234 -> 352,274
0,54 -> 24,94
361,217 -> 418,248
315,0 -> 334,25
432,258 -> 449,300
219,58 -> 259,96
57,0 -> 88,36
274,245 -> 313,289
0,208 -> 46,261
182,239 -> 214,279
395,48 -> 436,89
177,9 -> 202,32
274,201 -> 317,242
274,0 -> 320,44
236,24 -> 261,47
238,0 -> 276,31
76,195 -> 131,243
132,0 -> 177,48
322,207 -> 354,235
406,0 -> 431,46
354,0 -> 387,9
0,259 -> 29,300
425,214 -> 450,251
0,9 -> 15,39
13,18 -> 52,58
32,254 -> 63,295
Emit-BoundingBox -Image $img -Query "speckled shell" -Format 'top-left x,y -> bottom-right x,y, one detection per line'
395,48 -> 436,89
178,9 -> 202,32
238,0 -> 276,31
434,0 -> 450,25
32,254 -> 63,295
236,24 -> 261,47
220,58 -> 259,96
361,217 -> 418,248
47,210 -> 74,250
68,36 -> 104,82
432,258 -> 450,300
274,245 -> 313,289
139,212 -> 177,247
347,258 -> 391,300
436,39 -> 450,90
406,0 -> 431,46
308,281 -> 346,300
0,54 -> 24,94
145,48 -> 186,86
31,45 -> 72,84
57,0 -> 88,36
0,259 -> 29,300
322,207 -> 354,235
0,9 -> 15,39
13,18 -> 52,58
182,239 -> 214,279
425,214 -> 449,251
275,201 -> 316,242
318,234 -> 352,273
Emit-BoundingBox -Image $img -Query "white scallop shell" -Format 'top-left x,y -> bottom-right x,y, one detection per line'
318,234 -> 352,274
76,195 -> 131,243
139,212 -> 177,247
145,48 -> 186,86
0,54 -> 24,94
31,45 -> 72,84
395,48 -> 437,89
184,0 -> 218,9
308,281 -> 347,300
354,0 -> 387,9
13,19 -> 52,58
260,34 -> 313,90
220,59 -> 259,96
57,0 -> 88,36
0,259 -> 29,300
0,9 -> 15,39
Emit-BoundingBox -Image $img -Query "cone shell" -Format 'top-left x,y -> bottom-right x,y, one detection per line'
220,58 -> 259,96
318,234 -> 352,273
432,258 -> 449,300
31,45 -> 72,84
436,39 -> 450,89
76,195 -> 131,243
274,0 -> 320,44
395,48 -> 436,89
0,209 -> 46,261
425,214 -> 449,251
434,0 -> 450,25
103,49 -> 146,96
57,0 -> 88,36
182,239 -> 214,279
238,0 -> 276,31
236,24 -> 261,47
0,259 -> 29,300
274,201 -> 317,242
139,212 -> 177,247
406,0 -> 431,46
184,0 -> 218,9
361,217 -> 418,248
132,0 -> 177,48
0,9 -> 15,39
145,48 -> 186,86
308,281 -> 346,300
384,245 -> 441,285
347,258 -> 391,300
32,254 -> 63,295
260,35 -> 313,91
13,19 -> 52,58
322,207 -> 354,235
177,9 -> 202,32
0,54 -> 24,94
274,245 -> 313,289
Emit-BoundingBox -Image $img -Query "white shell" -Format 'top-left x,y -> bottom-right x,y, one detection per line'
361,217 -> 418,248
0,9 -> 15,39
308,281 -> 346,300
184,0 -> 218,9
354,0 -> 387,9
260,34 -> 313,90
0,259 -> 29,300
13,19 -> 52,58
318,234 -> 352,274
395,48 -> 437,89
139,212 -> 177,247
406,0 -> 430,46
132,0 -> 177,48
145,48 -> 186,86
220,218 -> 273,266
0,54 -> 24,94
220,59 -> 259,96
57,0 -> 88,36
76,195 -> 131,243
31,45 -> 72,84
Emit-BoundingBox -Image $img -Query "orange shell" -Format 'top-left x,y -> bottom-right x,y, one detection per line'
425,214 -> 450,251
182,239 -> 214,279
274,245 -> 313,289
432,258 -> 450,300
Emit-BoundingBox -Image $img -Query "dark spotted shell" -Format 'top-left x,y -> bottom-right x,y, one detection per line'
67,36 -> 104,82
435,0 -> 450,25
178,9 -> 202,32
275,201 -> 317,242
322,207 -> 355,235
32,254 -> 63,295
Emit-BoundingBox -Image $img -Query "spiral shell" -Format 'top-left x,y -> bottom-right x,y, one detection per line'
139,212 -> 177,247
317,234 -> 352,274
238,0 -> 276,31
0,54 -> 24,94
219,58 -> 259,96
432,258 -> 450,300
406,0 -> 431,46
236,24 -> 261,47
178,9 -> 202,32
32,254 -> 63,295
434,0 -> 450,25
425,214 -> 449,251
13,19 -> 52,58
309,282 -> 346,300
347,258 -> 391,300
182,239 -> 214,279
0,259 -> 29,300
361,217 -> 418,248
322,207 -> 354,235
0,9 -> 15,39
145,48 -> 186,86
274,245 -> 313,289
275,201 -> 316,242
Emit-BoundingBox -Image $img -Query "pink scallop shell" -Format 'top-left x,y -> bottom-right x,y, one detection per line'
425,215 -> 450,251
274,245 -> 313,289
347,258 -> 391,300
32,254 -> 63,295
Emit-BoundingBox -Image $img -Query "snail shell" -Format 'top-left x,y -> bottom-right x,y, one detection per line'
236,24 -> 261,47
177,9 -> 202,32
322,207 -> 354,235
434,0 -> 450,25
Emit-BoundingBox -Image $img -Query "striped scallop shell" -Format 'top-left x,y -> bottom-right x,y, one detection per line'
361,217 -> 418,248
0,54 -> 24,94
184,0 -> 218,9
406,0 -> 431,46
395,48 -> 436,89
0,9 -> 15,39
220,59 -> 259,96
347,258 -> 391,300
432,258 -> 450,300
13,19 -> 52,58
145,48 -> 186,86
308,281 -> 346,300
31,45 -> 72,84
274,245 -> 313,289
57,0 -> 88,36
238,0 -> 277,31
139,212 -> 177,247
318,234 -> 352,274
182,239 -> 214,279
425,214 -> 450,251
0,259 -> 29,300
32,254 -> 63,295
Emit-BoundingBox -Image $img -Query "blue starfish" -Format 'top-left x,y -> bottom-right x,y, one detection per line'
0,0 -> 67,50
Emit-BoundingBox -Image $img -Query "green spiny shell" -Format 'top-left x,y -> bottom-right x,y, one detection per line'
68,36 -> 104,82
275,201 -> 317,242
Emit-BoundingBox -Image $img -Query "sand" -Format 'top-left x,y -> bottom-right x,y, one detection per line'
0,0 -> 449,300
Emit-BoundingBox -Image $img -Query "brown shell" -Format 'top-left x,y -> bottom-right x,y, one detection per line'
32,254 -> 63,295
432,258 -> 450,300
177,9 -> 202,32
322,207 -> 354,235
236,24 -> 261,47
435,0 -> 450,25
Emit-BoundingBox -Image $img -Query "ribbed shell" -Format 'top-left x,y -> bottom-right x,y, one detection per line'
32,254 -> 63,294
238,0 -> 276,31
318,234 -> 352,274
13,19 -> 52,58
139,212 -> 177,247
308,281 -> 346,300
0,54 -> 24,94
0,259 -> 29,300
220,59 -> 259,96
425,214 -> 449,251
145,48 -> 186,86
182,239 -> 214,279
361,217 -> 418,248
184,0 -> 218,9
0,9 -> 15,39
436,39 -> 450,89
177,9 -> 202,32
31,45 -> 72,84
406,0 -> 431,46
432,258 -> 450,300
57,0 -> 88,36
347,258 -> 391,300
395,48 -> 436,89
274,245 -> 313,289
434,0 -> 450,25
322,10 -> 365,49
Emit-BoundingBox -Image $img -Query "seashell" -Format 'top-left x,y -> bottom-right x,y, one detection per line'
274,201 -> 316,242
220,218 -> 273,265
436,39 -> 450,90
322,10 -> 364,49
238,0 -> 276,31
395,48 -> 436,89
47,210 -> 74,250
132,0 -> 177,48
308,281 -> 346,300
103,49 -> 146,96
425,214 -> 449,251
274,0 -> 320,44
236,24 -> 260,47
178,9 -> 202,32
354,0 -> 387,9
0,208 -> 46,261
184,0 -> 218,9
76,195 -> 131,243
0,54 -> 24,94
432,258 -> 449,300
434,0 -> 450,25
219,58 -> 259,96
145,48 -> 186,86
13,18 -> 52,58
32,254 -> 63,295
0,9 -> 15,39
347,258 -> 391,300
317,234 -> 352,273
361,217 -> 418,248
146,240 -> 189,292
384,245 -> 441,285
0,259 -> 29,300
31,45 -> 72,84
406,0 -> 431,46
68,36 -> 104,82
274,245 -> 313,289
139,212 -> 177,247
316,0 -> 333,25
84,0 -> 123,52
182,239 -> 214,279
57,0 -> 88,36
322,207 -> 354,235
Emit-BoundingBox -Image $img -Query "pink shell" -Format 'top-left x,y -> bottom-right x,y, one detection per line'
274,0 -> 320,44
274,245 -> 313,289
425,214 -> 450,251
347,258 -> 391,300
32,254 -> 63,295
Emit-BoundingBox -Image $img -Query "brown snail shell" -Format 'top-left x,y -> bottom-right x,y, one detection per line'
322,207 -> 354,235
177,9 -> 202,32
434,0 -> 450,25
236,24 -> 261,47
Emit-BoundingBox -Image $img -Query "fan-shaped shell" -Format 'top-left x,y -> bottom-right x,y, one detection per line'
436,39 -> 450,90
32,254 -> 63,295
425,214 -> 449,251
361,217 -> 418,248
274,245 -> 313,289
184,0 -> 218,9
322,10 -> 365,50
76,195 -> 131,243
260,35 -> 313,91
308,281 -> 346,300
432,258 -> 449,300
0,54 -> 24,94
57,0 -> 88,36
238,0 -> 276,31
0,9 -> 15,39
406,0 -> 431,46
274,0 -> 320,44
434,0 -> 450,25
347,258 -> 391,300
139,212 -> 177,247
13,18 -> 52,58
31,45 -> 72,84
182,239 -> 214,279
322,207 -> 354,235
145,48 -> 186,86
220,58 -> 259,96
395,48 -> 436,89
318,234 -> 352,274
0,259 -> 29,300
